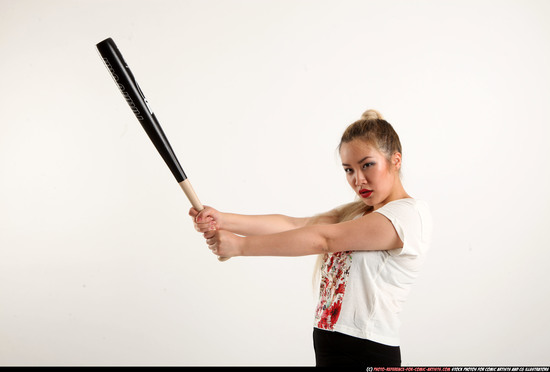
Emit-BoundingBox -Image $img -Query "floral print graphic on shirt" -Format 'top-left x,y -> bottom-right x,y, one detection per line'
314,251 -> 352,330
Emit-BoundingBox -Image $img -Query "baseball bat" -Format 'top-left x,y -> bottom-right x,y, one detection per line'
96,37 -> 229,262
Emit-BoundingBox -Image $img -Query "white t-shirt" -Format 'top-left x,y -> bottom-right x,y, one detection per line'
313,198 -> 433,346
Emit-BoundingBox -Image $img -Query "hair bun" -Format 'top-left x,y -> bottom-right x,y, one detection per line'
361,109 -> 383,120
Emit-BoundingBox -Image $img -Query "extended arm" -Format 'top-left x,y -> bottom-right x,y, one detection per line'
190,206 -> 341,236
204,211 -> 403,258
221,213 -> 309,236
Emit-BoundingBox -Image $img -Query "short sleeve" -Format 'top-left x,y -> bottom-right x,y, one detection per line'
374,198 -> 432,257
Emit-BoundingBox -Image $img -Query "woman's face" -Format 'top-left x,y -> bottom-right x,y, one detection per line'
339,139 -> 401,210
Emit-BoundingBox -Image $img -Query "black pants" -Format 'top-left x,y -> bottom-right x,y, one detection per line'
313,328 -> 401,368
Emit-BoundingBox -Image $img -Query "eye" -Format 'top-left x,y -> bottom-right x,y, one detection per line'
344,168 -> 353,174
363,162 -> 375,169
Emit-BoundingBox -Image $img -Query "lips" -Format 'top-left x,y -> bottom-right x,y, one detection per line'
359,189 -> 373,198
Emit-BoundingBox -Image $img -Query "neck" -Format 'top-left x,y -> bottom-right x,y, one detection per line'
373,178 -> 410,210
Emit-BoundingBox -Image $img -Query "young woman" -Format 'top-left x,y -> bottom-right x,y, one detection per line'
189,109 -> 433,367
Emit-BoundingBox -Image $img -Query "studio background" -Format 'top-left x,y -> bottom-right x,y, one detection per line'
1,0 -> 549,366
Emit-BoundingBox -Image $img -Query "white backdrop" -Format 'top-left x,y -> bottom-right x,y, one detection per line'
1,0 -> 549,366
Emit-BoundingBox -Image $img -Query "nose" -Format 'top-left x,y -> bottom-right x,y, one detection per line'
354,172 -> 367,187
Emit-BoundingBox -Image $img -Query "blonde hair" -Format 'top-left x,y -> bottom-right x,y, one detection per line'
311,109 -> 402,286
339,109 -> 402,162
361,109 -> 383,120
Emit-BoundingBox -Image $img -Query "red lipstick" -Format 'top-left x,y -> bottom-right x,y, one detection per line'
359,189 -> 373,198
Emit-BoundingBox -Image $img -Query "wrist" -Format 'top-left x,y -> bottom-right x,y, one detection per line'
218,211 -> 228,230
220,212 -> 241,232
237,235 -> 248,257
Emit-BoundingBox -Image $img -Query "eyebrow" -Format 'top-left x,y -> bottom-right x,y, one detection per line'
342,156 -> 374,167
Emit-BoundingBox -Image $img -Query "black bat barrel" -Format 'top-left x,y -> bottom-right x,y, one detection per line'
96,37 -> 187,183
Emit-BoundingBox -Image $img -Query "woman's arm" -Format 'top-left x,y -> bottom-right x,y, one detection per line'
190,206 -> 341,236
221,213 -> 310,236
204,211 -> 403,257
190,206 -> 306,235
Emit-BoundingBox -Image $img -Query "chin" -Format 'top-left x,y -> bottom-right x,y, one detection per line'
360,198 -> 374,207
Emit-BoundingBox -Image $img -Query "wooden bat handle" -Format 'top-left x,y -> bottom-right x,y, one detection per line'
178,179 -> 203,211
179,179 -> 229,262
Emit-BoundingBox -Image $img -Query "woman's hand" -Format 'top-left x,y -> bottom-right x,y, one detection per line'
203,229 -> 244,258
189,205 -> 224,233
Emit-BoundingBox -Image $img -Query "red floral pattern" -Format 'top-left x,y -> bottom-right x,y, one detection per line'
314,251 -> 352,330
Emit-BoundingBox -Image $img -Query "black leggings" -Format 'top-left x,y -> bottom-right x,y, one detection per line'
313,328 -> 401,368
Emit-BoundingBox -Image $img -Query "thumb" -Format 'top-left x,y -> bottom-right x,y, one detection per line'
196,206 -> 215,222
189,207 -> 200,218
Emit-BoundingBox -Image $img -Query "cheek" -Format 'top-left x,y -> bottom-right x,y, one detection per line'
370,170 -> 387,187
377,172 -> 393,189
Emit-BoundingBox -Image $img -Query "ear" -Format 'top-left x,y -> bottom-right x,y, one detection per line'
392,152 -> 402,170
